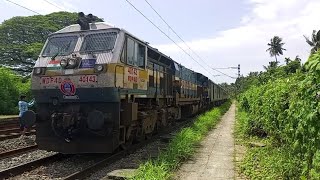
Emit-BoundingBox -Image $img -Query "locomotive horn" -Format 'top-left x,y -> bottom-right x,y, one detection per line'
77,12 -> 89,30
77,12 -> 99,30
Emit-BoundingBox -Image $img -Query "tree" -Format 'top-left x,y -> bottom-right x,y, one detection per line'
0,12 -> 103,74
266,36 -> 286,63
285,57 -> 291,65
263,61 -> 279,71
304,30 -> 320,54
285,55 -> 301,65
283,56 -> 301,74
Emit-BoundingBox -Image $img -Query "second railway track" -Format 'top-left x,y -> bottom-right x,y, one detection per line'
0,117 -> 36,141
0,145 -> 38,160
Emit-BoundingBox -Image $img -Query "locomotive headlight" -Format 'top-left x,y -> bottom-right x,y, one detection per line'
60,59 -> 68,67
69,59 -> 77,67
35,67 -> 42,75
95,64 -> 104,72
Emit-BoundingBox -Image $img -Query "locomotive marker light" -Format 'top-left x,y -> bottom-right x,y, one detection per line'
35,67 -> 42,75
68,59 -> 77,67
34,67 -> 46,75
94,64 -> 104,72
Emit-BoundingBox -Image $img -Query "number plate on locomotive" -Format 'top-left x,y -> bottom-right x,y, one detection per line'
79,75 -> 97,83
40,75 -> 97,87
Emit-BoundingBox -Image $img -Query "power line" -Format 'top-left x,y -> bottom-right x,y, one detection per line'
5,0 -> 41,15
143,0 -> 236,79
42,0 -> 64,11
125,0 -> 236,80
124,0 -> 223,80
42,0 -> 78,12
211,67 -> 238,69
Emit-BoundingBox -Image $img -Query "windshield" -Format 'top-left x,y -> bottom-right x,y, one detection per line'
42,36 -> 78,57
80,32 -> 117,53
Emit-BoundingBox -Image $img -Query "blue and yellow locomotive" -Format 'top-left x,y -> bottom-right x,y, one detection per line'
30,18 -> 228,153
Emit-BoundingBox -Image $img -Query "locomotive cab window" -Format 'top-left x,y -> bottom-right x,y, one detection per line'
80,32 -> 117,53
42,35 -> 78,57
124,37 -> 146,68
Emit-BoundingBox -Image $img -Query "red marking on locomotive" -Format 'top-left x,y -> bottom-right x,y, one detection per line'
127,67 -> 138,82
60,80 -> 76,96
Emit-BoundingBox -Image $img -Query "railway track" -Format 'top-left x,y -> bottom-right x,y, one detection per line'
0,118 -> 19,131
0,130 -> 36,141
0,145 -> 38,160
0,117 -> 194,179
0,138 -> 157,180
63,119 -> 194,180
0,117 -> 36,140
0,153 -> 66,179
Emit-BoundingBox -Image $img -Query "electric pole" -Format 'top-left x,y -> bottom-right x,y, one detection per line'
238,64 -> 240,78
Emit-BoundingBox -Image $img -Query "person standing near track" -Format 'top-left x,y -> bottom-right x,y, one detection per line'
18,95 -> 35,138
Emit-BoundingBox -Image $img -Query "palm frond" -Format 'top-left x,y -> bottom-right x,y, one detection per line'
303,35 -> 315,46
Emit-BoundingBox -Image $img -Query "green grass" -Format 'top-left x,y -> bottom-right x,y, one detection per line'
130,101 -> 232,180
240,146 -> 301,179
235,104 -> 302,180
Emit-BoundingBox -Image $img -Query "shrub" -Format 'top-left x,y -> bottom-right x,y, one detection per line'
0,67 -> 31,114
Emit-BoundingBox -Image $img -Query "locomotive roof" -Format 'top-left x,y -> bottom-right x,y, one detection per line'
55,22 -> 116,33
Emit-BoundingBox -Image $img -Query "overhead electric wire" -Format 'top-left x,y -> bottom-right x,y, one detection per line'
124,0 -> 221,79
42,0 -> 78,12
5,0 -> 41,15
124,0 -> 236,81
42,0 -> 64,11
143,0 -> 236,79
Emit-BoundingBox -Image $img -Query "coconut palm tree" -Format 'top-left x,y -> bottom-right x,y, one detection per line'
266,36 -> 286,63
304,30 -> 320,54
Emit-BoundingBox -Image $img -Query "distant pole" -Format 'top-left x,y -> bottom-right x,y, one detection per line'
238,64 -> 240,78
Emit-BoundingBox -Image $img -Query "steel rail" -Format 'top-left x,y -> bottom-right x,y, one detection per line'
0,153 -> 68,179
0,145 -> 38,160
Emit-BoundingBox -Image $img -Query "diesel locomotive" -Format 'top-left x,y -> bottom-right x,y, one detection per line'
29,19 -> 228,153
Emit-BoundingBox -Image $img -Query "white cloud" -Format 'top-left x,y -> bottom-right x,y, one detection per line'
153,0 -> 320,83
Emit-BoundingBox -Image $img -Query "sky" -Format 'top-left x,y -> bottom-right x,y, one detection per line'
1,0 -> 320,83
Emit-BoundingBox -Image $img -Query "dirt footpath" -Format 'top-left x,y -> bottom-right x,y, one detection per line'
174,103 -> 235,180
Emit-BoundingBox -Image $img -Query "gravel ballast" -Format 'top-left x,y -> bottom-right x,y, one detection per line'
0,150 -> 56,171
0,135 -> 36,153
11,154 -> 99,179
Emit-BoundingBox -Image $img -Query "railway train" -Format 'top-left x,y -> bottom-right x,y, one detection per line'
26,17 -> 228,154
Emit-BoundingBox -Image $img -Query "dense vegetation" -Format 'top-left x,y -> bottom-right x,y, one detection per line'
0,67 -> 31,114
236,39 -> 320,179
131,101 -> 231,179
